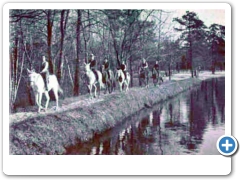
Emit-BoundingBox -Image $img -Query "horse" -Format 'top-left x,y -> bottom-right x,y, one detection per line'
102,66 -> 115,94
152,68 -> 164,86
138,67 -> 149,88
116,69 -> 130,92
84,62 -> 105,98
27,69 -> 63,113
194,68 -> 199,78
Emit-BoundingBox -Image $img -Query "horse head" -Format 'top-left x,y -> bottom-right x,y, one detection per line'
84,62 -> 91,73
27,68 -> 38,86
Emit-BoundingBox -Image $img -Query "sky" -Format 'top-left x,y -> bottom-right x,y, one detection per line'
156,9 -> 225,39
173,9 -> 225,27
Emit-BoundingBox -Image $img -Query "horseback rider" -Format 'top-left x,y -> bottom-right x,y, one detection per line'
141,58 -> 148,69
152,60 -> 160,78
139,58 -> 149,74
40,56 -> 49,91
120,60 -> 127,79
88,53 -> 98,81
103,58 -> 110,78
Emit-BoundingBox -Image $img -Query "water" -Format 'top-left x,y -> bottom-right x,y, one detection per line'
66,77 -> 225,155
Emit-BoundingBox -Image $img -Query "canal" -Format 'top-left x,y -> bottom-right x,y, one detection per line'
65,77 -> 225,155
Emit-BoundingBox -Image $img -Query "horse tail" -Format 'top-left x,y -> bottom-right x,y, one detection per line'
58,83 -> 65,99
58,84 -> 63,94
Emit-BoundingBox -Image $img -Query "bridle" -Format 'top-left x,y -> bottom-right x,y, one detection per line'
28,73 -> 40,85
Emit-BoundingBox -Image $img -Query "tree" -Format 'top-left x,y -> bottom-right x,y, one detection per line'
160,37 -> 180,80
73,10 -> 81,96
103,10 -> 154,65
57,10 -> 69,83
9,10 -> 46,110
207,24 -> 225,73
45,10 -> 56,74
173,11 -> 206,77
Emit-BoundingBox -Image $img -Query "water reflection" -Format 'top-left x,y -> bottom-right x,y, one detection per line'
66,78 -> 225,155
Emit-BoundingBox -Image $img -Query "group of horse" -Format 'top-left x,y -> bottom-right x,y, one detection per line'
26,62 -> 164,113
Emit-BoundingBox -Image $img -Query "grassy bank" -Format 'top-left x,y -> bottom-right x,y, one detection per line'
10,77 -> 205,154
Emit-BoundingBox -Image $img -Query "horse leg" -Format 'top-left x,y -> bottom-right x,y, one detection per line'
153,76 -> 157,87
111,80 -> 115,92
105,82 -> 108,94
35,93 -> 39,106
147,77 -> 149,88
53,88 -> 59,110
104,82 -> 107,94
109,81 -> 112,93
107,81 -> 111,94
119,82 -> 123,92
126,81 -> 129,91
88,84 -> 93,98
124,81 -> 128,92
93,84 -> 97,98
38,92 -> 43,113
44,91 -> 50,111
35,92 -> 41,112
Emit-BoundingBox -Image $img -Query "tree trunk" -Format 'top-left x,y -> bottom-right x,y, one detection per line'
158,11 -> 162,61
168,62 -> 171,81
73,10 -> 81,96
211,43 -> 215,74
57,10 -> 65,82
129,56 -> 133,87
57,10 -> 69,83
189,40 -> 193,78
10,32 -> 19,111
47,10 -> 54,74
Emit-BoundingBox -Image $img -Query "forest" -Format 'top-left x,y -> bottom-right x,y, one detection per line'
9,9 -> 225,112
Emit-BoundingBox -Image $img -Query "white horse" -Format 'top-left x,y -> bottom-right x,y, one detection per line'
84,63 -> 104,98
27,69 -> 63,112
116,69 -> 130,92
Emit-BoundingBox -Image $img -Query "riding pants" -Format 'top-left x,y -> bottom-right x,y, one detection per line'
41,71 -> 49,90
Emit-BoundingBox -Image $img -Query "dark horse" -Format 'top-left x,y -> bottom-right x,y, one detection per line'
139,67 -> 149,88
102,67 -> 115,94
152,68 -> 163,86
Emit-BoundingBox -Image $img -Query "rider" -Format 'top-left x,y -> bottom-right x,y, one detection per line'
120,60 -> 127,79
40,56 -> 49,91
103,58 -> 110,78
88,53 -> 98,81
152,60 -> 160,78
140,58 -> 149,74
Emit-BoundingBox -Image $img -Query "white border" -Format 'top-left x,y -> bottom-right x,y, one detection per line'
3,2 -> 231,175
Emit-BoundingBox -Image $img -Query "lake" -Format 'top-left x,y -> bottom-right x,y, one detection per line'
66,77 -> 225,155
